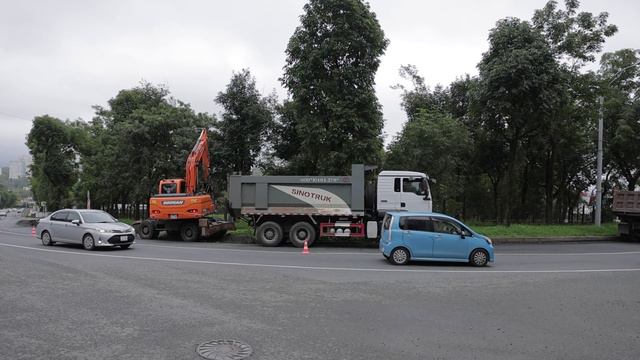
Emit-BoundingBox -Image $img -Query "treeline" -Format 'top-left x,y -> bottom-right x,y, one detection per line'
27,0 -> 639,224
0,184 -> 17,208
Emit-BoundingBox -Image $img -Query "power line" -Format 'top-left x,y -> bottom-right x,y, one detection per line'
0,111 -> 32,122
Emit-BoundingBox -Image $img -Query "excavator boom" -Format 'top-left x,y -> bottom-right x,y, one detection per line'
185,129 -> 210,195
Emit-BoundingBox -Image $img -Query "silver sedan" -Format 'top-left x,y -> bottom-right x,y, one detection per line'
36,209 -> 136,250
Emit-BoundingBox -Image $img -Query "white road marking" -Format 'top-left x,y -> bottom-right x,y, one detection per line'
1,242 -> 639,274
1,229 -> 639,256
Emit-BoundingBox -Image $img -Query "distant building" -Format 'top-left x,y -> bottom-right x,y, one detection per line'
9,156 -> 32,179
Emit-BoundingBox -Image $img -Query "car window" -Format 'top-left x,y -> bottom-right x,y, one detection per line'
432,218 -> 461,235
67,212 -> 81,222
394,178 -> 401,192
51,211 -> 69,222
382,214 -> 392,230
82,211 -> 116,223
399,216 -> 432,232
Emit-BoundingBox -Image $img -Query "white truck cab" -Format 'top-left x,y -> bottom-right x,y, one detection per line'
376,170 -> 432,215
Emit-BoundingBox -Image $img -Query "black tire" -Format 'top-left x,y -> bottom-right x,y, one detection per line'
180,222 -> 200,242
389,247 -> 410,265
288,222 -> 316,248
41,231 -> 54,246
82,234 -> 96,251
256,221 -> 283,247
120,244 -> 131,249
140,220 -> 155,239
470,249 -> 489,267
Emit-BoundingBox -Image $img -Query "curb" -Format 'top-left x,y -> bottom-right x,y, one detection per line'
492,236 -> 618,244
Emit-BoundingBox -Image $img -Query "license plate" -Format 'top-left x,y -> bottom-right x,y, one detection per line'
120,235 -> 128,241
170,214 -> 178,219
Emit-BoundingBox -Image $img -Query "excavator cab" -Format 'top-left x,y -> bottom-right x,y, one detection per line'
159,179 -> 186,194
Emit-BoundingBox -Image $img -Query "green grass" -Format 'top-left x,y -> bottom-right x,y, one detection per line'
230,220 -> 254,237
469,223 -> 617,238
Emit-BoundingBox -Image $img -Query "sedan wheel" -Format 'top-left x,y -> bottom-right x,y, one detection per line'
41,231 -> 54,246
470,249 -> 489,267
82,234 -> 96,251
389,247 -> 410,265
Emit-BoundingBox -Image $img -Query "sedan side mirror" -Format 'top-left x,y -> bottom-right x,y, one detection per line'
71,219 -> 81,225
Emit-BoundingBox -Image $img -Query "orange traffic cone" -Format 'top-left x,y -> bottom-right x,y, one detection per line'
31,226 -> 36,237
302,240 -> 310,255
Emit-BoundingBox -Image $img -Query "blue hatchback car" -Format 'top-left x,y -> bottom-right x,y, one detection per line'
379,212 -> 495,266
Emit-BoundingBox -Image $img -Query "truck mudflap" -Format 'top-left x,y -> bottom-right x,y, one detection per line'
199,218 -> 236,238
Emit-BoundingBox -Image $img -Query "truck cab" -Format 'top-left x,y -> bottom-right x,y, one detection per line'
376,171 -> 432,215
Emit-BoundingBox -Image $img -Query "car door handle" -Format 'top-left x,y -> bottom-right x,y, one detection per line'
400,202 -> 406,207
380,200 -> 388,203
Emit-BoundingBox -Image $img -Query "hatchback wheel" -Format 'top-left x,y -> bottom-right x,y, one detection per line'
389,247 -> 410,265
470,249 -> 489,267
41,231 -> 54,246
82,234 -> 96,251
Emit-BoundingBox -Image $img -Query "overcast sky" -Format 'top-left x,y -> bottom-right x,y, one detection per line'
1,0 -> 638,167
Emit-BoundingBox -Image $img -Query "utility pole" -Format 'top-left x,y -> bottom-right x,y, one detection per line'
595,96 -> 603,226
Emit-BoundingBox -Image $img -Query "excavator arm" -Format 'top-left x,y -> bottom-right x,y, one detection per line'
185,129 -> 210,195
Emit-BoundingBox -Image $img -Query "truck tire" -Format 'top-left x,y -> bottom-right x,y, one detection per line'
256,221 -> 283,247
140,220 -> 155,239
180,222 -> 200,242
289,221 -> 316,248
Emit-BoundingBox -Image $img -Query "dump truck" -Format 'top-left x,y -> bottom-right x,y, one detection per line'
227,164 -> 432,247
612,190 -> 640,240
139,129 -> 234,241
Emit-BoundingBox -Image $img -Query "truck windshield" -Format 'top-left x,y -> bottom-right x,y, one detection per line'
403,177 -> 428,196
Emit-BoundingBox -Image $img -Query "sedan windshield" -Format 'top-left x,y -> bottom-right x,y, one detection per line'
82,212 -> 116,223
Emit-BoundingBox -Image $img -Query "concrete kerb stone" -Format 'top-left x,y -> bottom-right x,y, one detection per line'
492,236 -> 618,244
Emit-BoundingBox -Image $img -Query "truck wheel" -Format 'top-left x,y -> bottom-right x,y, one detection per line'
180,222 -> 200,242
256,221 -> 283,247
140,220 -> 155,239
289,222 -> 316,248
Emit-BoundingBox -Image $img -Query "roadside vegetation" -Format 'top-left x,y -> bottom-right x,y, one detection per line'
24,0 -> 637,230
471,223 -> 618,238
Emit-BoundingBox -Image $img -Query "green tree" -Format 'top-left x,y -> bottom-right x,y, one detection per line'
27,116 -> 85,210
385,110 -> 471,214
280,0 -> 388,175
84,82 -> 216,217
0,184 -> 17,208
214,69 -> 274,176
476,18 -> 564,224
532,0 -> 618,66
600,49 -> 640,190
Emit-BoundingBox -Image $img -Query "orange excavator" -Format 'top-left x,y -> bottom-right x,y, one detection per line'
139,129 -> 234,241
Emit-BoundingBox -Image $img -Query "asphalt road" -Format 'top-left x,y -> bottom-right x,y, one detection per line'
1,217 -> 639,360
